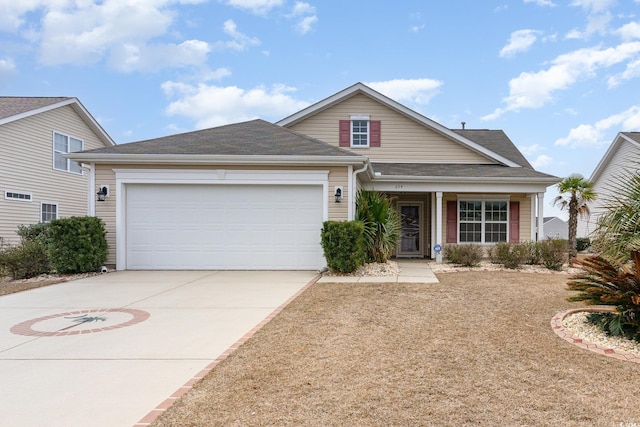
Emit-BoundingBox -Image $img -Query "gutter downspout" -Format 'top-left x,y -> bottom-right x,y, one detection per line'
350,159 -> 370,220
81,163 -> 95,216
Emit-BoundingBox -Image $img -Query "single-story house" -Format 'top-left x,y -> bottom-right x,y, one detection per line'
0,97 -> 115,245
69,83 -> 559,271
577,131 -> 640,238
542,216 -> 568,240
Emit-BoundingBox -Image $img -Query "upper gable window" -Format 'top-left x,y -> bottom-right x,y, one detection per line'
339,116 -> 381,148
351,115 -> 370,147
53,132 -> 83,174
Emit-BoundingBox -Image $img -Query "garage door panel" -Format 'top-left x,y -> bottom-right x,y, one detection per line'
126,184 -> 323,270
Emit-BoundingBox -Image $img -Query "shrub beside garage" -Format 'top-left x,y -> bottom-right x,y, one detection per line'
0,216 -> 108,279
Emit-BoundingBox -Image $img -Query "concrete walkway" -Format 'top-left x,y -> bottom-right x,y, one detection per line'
0,270 -> 318,427
316,259 -> 439,284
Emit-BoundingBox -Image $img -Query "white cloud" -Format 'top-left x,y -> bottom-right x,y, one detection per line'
608,58 -> 640,87
570,0 -> 613,13
295,15 -> 318,34
555,105 -> 640,147
518,143 -> 545,157
222,0 -> 284,14
0,57 -> 16,83
287,2 -> 317,34
614,21 -> 640,41
483,42 -> 640,120
213,20 -> 261,51
365,78 -> 443,105
109,39 -> 210,72
500,29 -> 541,58
532,154 -> 553,168
409,24 -> 425,33
2,0 -> 211,72
161,82 -> 309,128
566,0 -> 613,39
523,0 -> 557,7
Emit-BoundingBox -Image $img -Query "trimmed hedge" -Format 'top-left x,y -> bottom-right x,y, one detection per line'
0,240 -> 50,279
47,216 -> 108,274
320,221 -> 365,273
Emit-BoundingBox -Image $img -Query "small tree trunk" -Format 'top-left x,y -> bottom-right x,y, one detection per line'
568,197 -> 578,262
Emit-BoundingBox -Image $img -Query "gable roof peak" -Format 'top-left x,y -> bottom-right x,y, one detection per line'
277,83 -> 522,168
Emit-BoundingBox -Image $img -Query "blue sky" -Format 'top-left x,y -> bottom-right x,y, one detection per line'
2,0 -> 640,218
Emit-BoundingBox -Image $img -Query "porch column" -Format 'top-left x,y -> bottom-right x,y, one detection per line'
435,191 -> 443,263
537,192 -> 544,241
529,194 -> 536,241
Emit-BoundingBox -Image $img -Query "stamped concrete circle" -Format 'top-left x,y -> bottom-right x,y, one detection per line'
10,308 -> 150,337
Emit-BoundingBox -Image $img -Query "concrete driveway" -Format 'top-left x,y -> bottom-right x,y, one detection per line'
0,270 -> 318,427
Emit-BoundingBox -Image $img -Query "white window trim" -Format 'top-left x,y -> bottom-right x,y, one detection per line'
350,114 -> 370,148
5,190 -> 32,201
457,197 -> 510,244
40,202 -> 59,222
53,131 -> 84,175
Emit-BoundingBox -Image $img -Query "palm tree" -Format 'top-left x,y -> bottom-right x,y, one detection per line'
552,174 -> 596,261
592,167 -> 640,267
355,191 -> 401,263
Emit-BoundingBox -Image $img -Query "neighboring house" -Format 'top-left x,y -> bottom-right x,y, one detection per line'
0,97 -> 116,245
69,83 -> 558,271
577,132 -> 640,238
542,216 -> 568,240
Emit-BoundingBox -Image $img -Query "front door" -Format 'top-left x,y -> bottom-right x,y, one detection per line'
397,202 -> 423,257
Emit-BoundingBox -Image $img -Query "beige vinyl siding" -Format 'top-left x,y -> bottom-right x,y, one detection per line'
287,93 -> 494,164
95,165 -> 118,265
442,193 -> 532,246
93,164 -> 350,266
0,106 -> 107,244
578,140 -> 640,237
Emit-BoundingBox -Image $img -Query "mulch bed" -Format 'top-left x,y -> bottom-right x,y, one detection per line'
152,271 -> 640,426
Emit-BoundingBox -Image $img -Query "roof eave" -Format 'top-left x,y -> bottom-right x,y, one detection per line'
0,98 -> 116,147
372,174 -> 560,185
589,132 -> 640,183
67,153 -> 368,166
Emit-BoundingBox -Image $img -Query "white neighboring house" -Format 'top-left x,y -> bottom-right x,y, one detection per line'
577,132 -> 640,238
543,216 -> 568,240
0,97 -> 115,245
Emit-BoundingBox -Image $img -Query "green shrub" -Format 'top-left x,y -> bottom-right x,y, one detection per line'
47,216 -> 108,274
538,239 -> 567,270
17,222 -> 50,243
568,255 -> 640,341
526,241 -> 542,265
444,244 -> 483,267
493,242 -> 530,269
576,237 -> 591,252
0,240 -> 50,279
320,221 -> 365,273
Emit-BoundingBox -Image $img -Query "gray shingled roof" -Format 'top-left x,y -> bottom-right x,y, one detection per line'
452,129 -> 533,168
371,163 -> 558,180
622,132 -> 640,144
0,97 -> 71,120
82,119 -> 361,157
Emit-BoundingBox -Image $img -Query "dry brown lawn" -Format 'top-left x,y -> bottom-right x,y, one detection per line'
153,272 -> 640,427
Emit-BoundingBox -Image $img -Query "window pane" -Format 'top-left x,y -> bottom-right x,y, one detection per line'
69,160 -> 82,174
41,204 -> 57,222
69,137 -> 83,152
54,152 -> 67,170
54,133 -> 68,152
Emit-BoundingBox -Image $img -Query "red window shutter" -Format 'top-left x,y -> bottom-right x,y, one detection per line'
446,201 -> 457,243
370,120 -> 381,147
339,120 -> 350,147
509,201 -> 520,243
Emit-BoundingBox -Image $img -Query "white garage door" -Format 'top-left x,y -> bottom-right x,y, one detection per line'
125,184 -> 324,270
